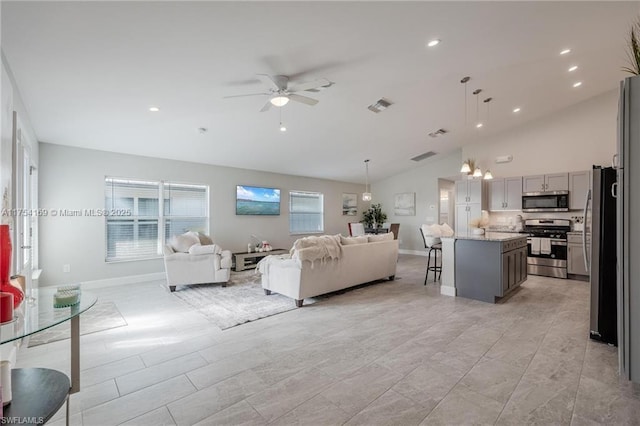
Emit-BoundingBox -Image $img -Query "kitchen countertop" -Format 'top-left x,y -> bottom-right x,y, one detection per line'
442,231 -> 528,242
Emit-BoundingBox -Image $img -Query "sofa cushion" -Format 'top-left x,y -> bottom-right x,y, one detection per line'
171,232 -> 200,253
340,235 -> 368,245
440,223 -> 454,237
188,244 -> 222,255
368,232 -> 394,243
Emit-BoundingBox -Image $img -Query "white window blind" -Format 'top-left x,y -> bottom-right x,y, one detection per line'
105,178 -> 209,262
163,182 -> 209,244
105,178 -> 160,261
289,191 -> 324,234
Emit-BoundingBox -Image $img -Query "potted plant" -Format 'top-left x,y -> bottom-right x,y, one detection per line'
362,203 -> 387,228
623,17 -> 640,75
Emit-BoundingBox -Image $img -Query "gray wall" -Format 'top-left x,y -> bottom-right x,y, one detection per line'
370,149 -> 462,252
39,143 -> 365,286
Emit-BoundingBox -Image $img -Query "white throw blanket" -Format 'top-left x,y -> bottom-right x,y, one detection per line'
291,235 -> 342,264
257,254 -> 294,276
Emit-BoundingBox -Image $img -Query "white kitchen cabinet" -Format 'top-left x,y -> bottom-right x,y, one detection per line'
456,203 -> 482,235
455,179 -> 485,233
569,170 -> 591,210
456,179 -> 483,204
489,177 -> 522,211
523,173 -> 568,192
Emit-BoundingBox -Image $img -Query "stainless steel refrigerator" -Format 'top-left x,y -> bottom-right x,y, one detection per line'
617,75 -> 640,383
584,166 -> 617,345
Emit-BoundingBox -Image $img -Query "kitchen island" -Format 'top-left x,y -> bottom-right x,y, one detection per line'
441,232 -> 528,303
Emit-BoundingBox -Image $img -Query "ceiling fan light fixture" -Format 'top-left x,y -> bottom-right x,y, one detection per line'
473,167 -> 483,178
460,162 -> 471,174
484,170 -> 493,180
270,96 -> 290,107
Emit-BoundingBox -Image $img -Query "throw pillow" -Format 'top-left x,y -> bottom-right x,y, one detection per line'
440,223 -> 454,237
421,224 -> 432,237
197,232 -> 214,246
170,232 -> 200,253
340,235 -> 368,245
368,232 -> 394,243
429,224 -> 443,238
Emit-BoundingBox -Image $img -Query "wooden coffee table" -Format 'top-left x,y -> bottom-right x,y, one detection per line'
233,249 -> 288,272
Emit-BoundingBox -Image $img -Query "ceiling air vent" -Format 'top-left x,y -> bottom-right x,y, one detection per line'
411,151 -> 437,162
428,128 -> 448,138
367,98 -> 393,113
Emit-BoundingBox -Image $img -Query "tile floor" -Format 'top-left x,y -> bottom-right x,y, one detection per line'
14,254 -> 640,425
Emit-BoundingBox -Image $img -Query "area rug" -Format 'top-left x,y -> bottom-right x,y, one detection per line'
171,271 -> 315,329
28,302 -> 128,347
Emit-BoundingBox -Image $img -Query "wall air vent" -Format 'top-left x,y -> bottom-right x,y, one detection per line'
428,128 -> 448,138
367,98 -> 393,113
411,151 -> 437,162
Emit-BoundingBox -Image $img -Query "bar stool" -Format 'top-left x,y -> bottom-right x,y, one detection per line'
419,227 -> 442,284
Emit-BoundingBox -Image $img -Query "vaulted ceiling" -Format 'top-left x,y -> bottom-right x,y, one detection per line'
2,1 -> 638,183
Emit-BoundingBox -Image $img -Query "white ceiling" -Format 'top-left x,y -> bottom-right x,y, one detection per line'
2,1 -> 638,184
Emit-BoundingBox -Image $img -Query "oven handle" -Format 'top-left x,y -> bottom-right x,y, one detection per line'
583,189 -> 591,272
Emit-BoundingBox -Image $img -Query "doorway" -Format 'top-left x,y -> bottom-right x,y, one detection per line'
438,178 -> 456,229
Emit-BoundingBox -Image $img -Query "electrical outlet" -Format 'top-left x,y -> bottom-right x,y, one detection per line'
63,264 -> 70,273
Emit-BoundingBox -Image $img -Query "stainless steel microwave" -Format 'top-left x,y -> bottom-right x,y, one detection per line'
522,191 -> 569,212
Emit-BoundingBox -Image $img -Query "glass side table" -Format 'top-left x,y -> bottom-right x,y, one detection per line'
1,289 -> 97,425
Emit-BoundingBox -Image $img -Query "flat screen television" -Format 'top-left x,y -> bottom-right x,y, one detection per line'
236,185 -> 281,215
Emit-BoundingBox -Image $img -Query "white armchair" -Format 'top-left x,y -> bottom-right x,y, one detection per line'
163,242 -> 232,292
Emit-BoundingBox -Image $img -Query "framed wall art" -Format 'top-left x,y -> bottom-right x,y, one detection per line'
394,192 -> 415,216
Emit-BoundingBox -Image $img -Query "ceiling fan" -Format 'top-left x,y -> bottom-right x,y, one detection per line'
224,74 -> 333,112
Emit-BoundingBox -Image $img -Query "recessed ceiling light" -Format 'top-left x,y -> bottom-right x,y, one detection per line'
427,39 -> 440,47
573,81 -> 583,88
513,107 -> 521,113
560,48 -> 571,55
149,106 -> 160,112
568,65 -> 578,72
476,123 -> 484,128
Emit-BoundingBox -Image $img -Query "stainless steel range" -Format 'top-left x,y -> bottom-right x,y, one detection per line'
523,218 -> 571,279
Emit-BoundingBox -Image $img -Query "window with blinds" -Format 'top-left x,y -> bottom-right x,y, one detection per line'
105,178 -> 209,262
163,182 -> 209,244
289,191 -> 324,234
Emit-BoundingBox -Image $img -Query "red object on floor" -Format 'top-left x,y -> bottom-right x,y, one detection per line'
0,224 -> 23,309
0,292 -> 12,323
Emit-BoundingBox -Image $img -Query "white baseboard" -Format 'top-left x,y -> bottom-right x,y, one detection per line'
399,249 -> 427,256
79,272 -> 166,289
440,285 -> 456,297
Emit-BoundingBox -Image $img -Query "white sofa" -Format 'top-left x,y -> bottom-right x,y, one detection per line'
163,232 -> 232,292
259,233 -> 399,307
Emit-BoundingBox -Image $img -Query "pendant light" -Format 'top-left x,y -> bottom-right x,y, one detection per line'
482,97 -> 493,180
460,161 -> 471,174
362,159 -> 372,201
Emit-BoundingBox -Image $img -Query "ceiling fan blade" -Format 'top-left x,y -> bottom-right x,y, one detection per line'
289,78 -> 332,93
223,93 -> 270,99
256,74 -> 281,91
259,100 -> 273,112
288,93 -> 319,106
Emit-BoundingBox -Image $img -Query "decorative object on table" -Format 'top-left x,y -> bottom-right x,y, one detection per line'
0,224 -> 23,309
0,292 -> 13,323
623,16 -> 640,75
468,210 -> 490,234
342,193 -> 357,216
1,360 -> 11,406
53,289 -> 80,308
27,302 -> 127,347
394,192 -> 416,216
362,159 -> 372,201
361,203 -> 387,229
